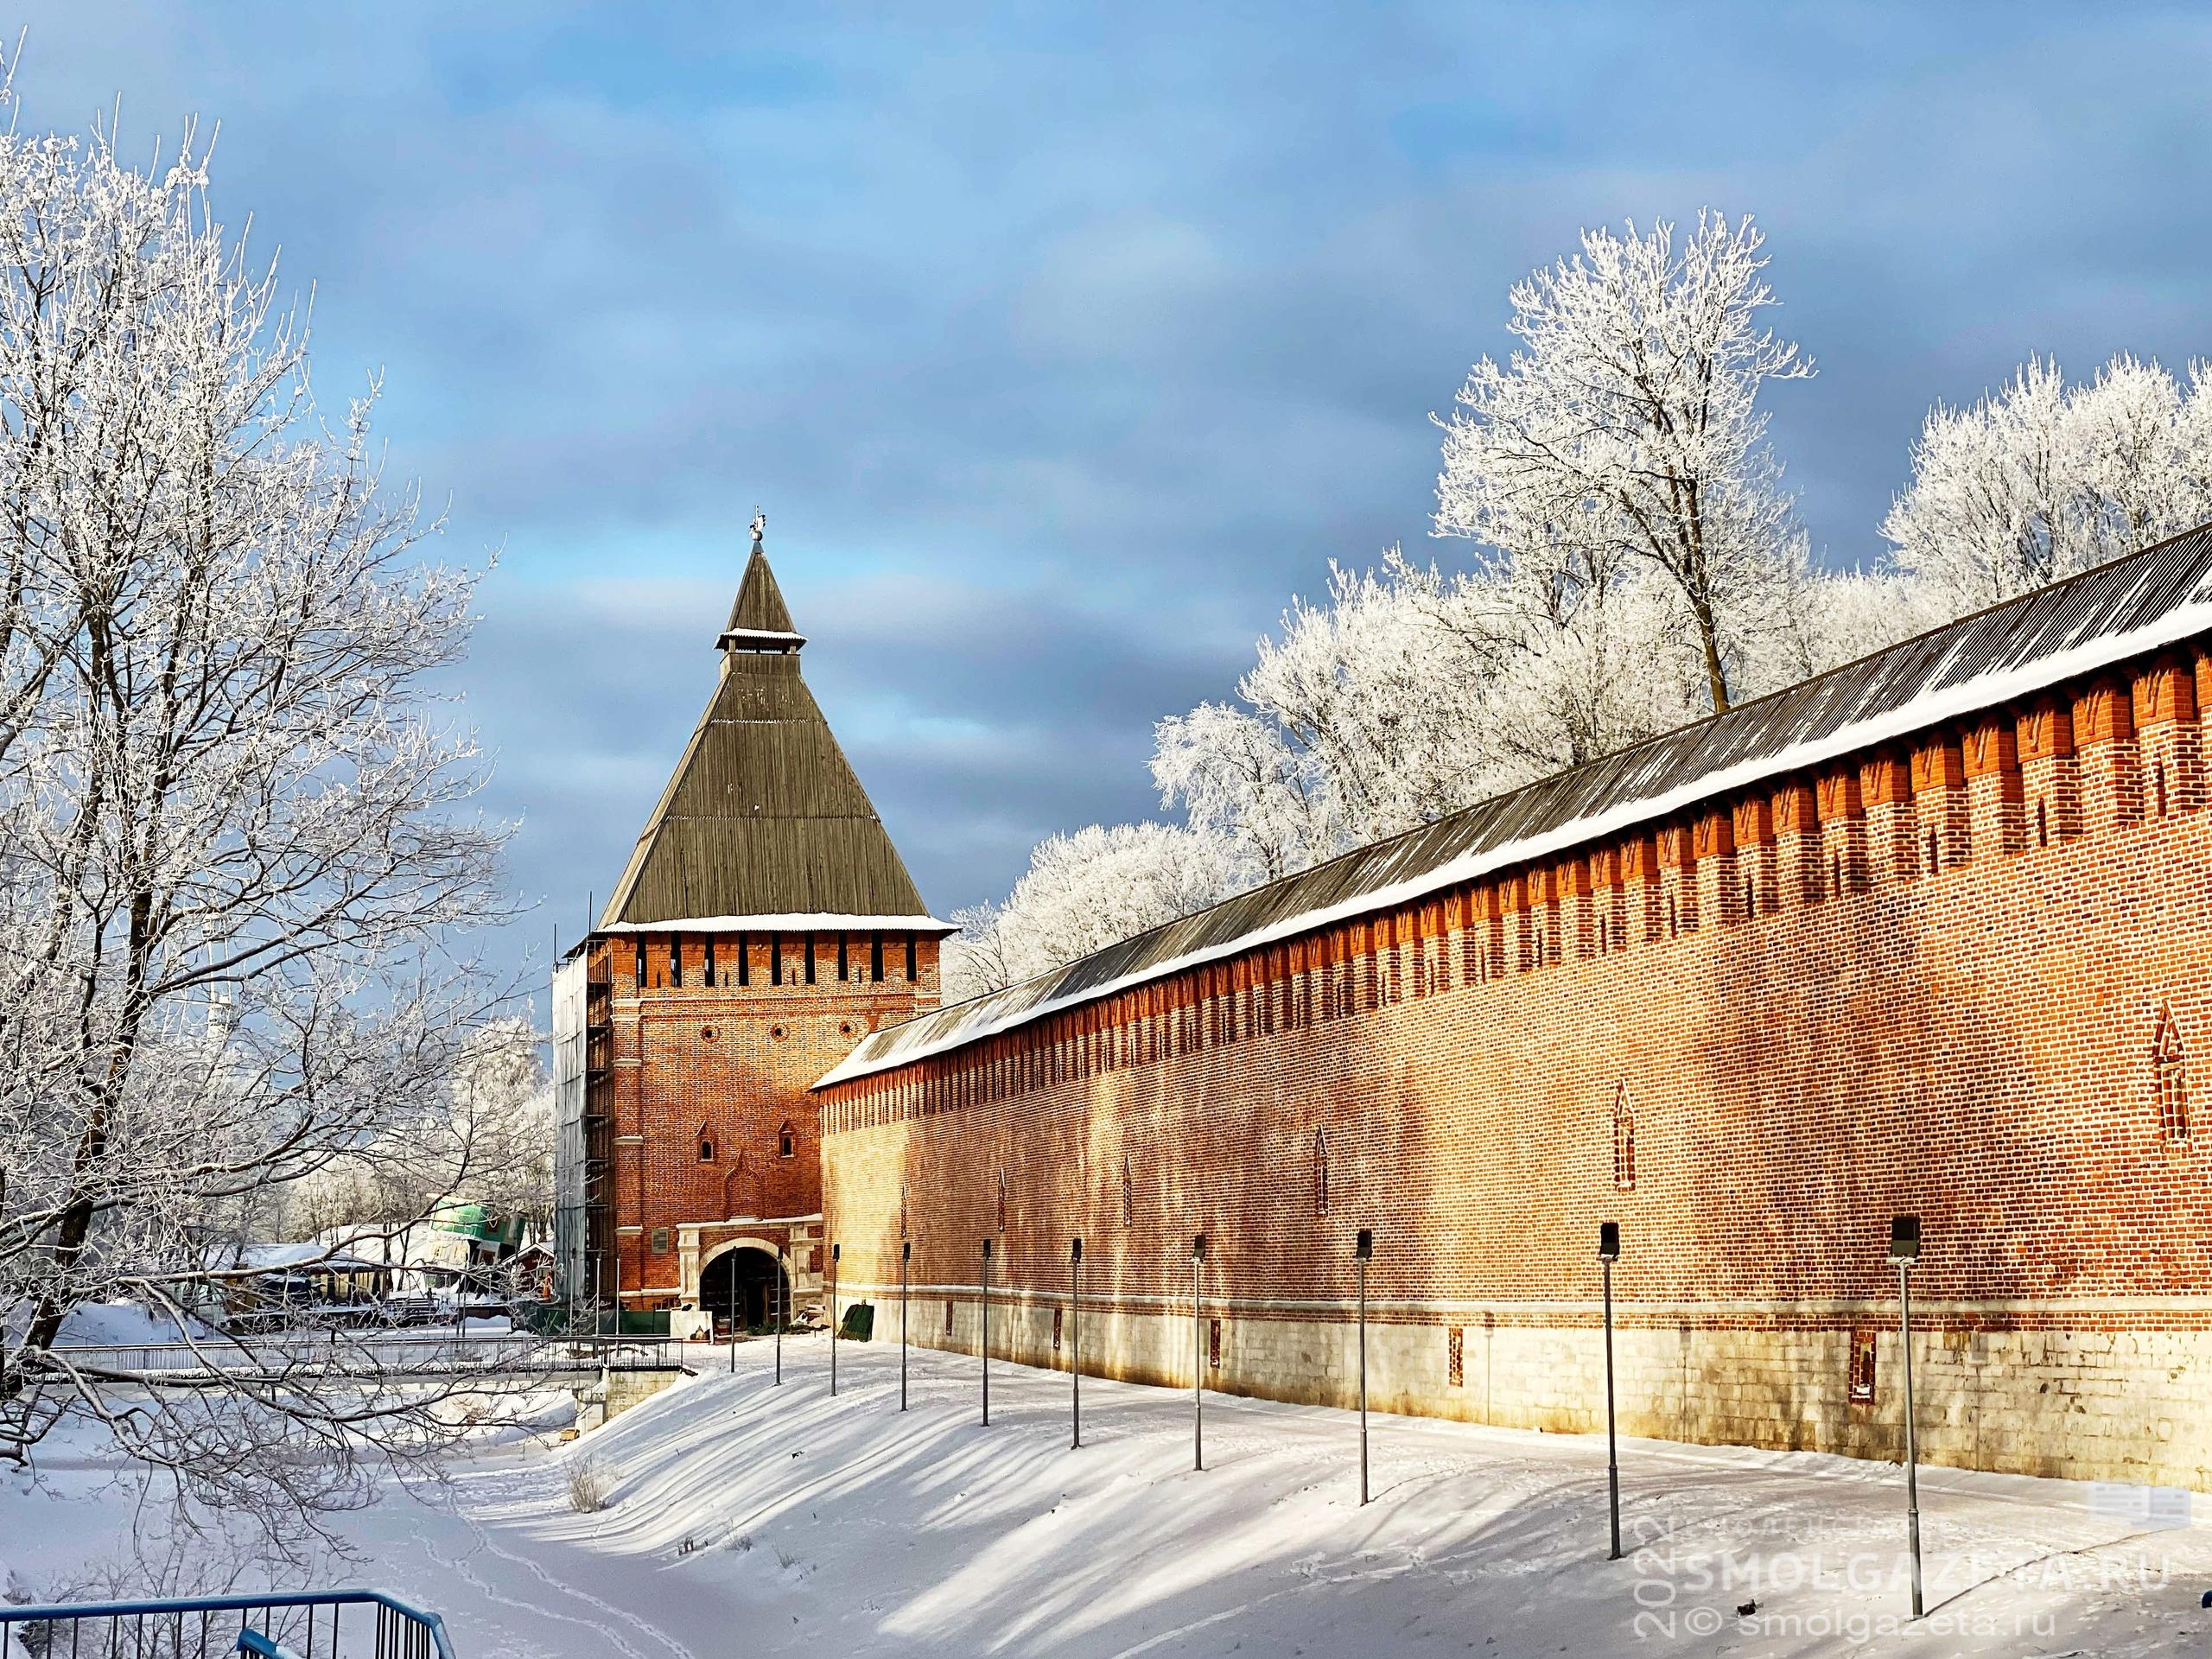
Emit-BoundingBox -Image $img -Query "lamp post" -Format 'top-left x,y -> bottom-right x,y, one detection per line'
773,1250 -> 782,1387
1599,1220 -> 1621,1560
727,1255 -> 738,1376
830,1243 -> 841,1397
1192,1233 -> 1207,1473
981,1236 -> 993,1426
1355,1228 -> 1372,1505
1071,1237 -> 1084,1450
900,1238 -> 911,1413
1890,1214 -> 1923,1618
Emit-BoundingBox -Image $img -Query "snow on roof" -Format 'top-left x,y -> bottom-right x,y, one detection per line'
600,912 -> 956,935
238,1242 -> 389,1273
817,523 -> 2212,1091
716,627 -> 809,651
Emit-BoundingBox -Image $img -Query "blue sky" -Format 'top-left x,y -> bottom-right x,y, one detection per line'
21,3 -> 2212,995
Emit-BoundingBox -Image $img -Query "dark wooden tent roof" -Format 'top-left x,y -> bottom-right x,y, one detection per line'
600,539 -> 939,930
820,521 -> 2212,1086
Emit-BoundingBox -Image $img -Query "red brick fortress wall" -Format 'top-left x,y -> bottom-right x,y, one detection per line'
820,649 -> 2212,1489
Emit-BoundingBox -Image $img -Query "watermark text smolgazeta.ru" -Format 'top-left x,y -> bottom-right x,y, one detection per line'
1623,1495 -> 2190,1644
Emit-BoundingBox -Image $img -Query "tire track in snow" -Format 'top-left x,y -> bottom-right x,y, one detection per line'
423,1470 -> 697,1659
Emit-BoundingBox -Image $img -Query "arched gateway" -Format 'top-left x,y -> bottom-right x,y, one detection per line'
697,1242 -> 791,1333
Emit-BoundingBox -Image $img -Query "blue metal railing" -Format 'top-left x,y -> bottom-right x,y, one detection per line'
0,1588 -> 454,1659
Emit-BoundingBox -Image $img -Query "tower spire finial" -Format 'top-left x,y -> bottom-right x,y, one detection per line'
721,512 -> 802,652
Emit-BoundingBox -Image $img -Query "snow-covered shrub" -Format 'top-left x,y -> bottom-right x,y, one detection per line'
566,1457 -> 613,1516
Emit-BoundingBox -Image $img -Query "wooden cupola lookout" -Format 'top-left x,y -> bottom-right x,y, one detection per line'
552,518 -> 949,1335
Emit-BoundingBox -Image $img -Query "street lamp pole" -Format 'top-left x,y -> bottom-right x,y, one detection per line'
1071,1238 -> 1084,1450
773,1250 -> 782,1387
1599,1220 -> 1621,1560
900,1238 -> 911,1413
830,1242 -> 841,1397
981,1236 -> 993,1427
1355,1228 -> 1372,1505
1891,1214 -> 1923,1619
1192,1233 -> 1207,1473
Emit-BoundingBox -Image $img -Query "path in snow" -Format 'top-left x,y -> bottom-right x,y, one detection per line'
9,1333 -> 2209,1657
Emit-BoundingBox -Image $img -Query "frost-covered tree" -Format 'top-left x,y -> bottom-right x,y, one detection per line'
1147,702 -> 1325,885
449,1020 -> 555,1242
939,901 -> 1015,1006
282,1019 -> 552,1251
1153,547 -> 1708,882
1882,354 -> 2212,613
1149,215 -> 1846,899
944,823 -> 1254,999
0,105 -> 525,1540
1433,212 -> 1815,715
1154,556 -> 1521,875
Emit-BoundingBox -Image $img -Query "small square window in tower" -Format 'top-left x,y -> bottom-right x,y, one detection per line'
778,1122 -> 796,1159
1847,1330 -> 1877,1402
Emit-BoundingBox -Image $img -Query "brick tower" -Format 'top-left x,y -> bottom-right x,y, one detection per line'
552,518 -> 948,1336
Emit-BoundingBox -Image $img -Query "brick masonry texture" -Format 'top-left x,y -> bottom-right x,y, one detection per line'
596,927 -> 938,1316
818,648 -> 2212,1491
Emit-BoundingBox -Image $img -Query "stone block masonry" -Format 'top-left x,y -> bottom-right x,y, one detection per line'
820,639 -> 2212,1492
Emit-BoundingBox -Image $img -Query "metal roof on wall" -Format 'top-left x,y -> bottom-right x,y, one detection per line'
817,523 -> 2212,1089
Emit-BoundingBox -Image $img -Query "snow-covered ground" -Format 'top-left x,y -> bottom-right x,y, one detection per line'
3,1299 -> 222,1346
7,1334 -> 2209,1656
